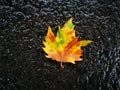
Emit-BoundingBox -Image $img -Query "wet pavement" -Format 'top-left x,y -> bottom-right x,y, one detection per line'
0,0 -> 120,90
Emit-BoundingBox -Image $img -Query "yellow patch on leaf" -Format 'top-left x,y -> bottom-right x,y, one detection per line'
42,18 -> 92,68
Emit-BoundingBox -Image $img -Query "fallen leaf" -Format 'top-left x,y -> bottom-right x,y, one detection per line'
42,18 -> 92,68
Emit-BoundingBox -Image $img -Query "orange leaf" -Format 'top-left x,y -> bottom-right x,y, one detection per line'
42,18 -> 92,68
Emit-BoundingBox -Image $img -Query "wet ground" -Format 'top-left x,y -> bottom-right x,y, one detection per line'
0,0 -> 120,90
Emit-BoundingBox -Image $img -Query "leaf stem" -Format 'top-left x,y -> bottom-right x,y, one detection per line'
60,62 -> 64,69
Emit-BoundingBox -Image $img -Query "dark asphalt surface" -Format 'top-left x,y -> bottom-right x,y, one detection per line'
0,0 -> 120,90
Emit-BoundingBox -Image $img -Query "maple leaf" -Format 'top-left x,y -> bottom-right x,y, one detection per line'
42,18 -> 92,68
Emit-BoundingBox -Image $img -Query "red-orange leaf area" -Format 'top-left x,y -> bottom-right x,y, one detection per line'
42,18 -> 92,68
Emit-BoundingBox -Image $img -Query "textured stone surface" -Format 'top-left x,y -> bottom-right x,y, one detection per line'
0,0 -> 120,90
